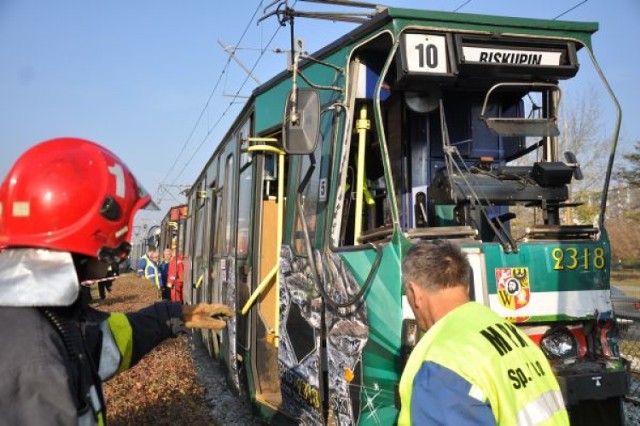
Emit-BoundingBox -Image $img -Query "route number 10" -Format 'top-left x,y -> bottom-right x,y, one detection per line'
404,34 -> 448,74
415,43 -> 438,68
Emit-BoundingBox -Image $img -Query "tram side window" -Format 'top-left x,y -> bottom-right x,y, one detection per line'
262,153 -> 279,199
237,161 -> 252,258
222,154 -> 235,256
193,183 -> 206,284
214,182 -> 224,257
338,99 -> 392,246
293,142 -> 322,256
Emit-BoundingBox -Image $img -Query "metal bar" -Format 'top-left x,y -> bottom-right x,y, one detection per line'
243,145 -> 286,155
289,10 -> 373,23
240,265 -> 278,315
217,39 -> 262,84
274,152 -> 285,347
354,105 -> 369,245
300,0 -> 382,9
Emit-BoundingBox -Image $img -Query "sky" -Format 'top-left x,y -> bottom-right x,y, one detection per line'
1,0 -> 639,233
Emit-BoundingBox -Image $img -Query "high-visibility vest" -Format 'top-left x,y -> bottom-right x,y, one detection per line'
398,302 -> 569,426
142,257 -> 160,289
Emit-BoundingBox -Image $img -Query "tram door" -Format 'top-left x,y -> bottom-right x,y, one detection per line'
250,149 -> 284,409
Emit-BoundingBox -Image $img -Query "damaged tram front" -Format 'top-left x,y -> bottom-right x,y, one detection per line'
185,6 -> 628,425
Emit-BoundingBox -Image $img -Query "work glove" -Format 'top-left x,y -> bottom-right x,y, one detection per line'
182,303 -> 234,329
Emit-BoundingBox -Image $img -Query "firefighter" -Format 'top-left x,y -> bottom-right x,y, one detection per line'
398,240 -> 569,425
98,262 -> 118,300
0,138 -> 233,425
169,253 -> 185,303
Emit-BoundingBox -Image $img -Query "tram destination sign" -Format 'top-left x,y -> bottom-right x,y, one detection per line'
397,32 -> 579,81
461,46 -> 562,66
455,34 -> 579,79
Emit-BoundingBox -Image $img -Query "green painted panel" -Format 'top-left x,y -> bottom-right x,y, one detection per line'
480,241 -> 610,294
388,8 -> 597,48
253,8 -> 597,136
338,242 -> 403,424
254,48 -> 349,134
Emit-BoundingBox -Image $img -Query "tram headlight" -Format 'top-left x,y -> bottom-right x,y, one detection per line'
540,326 -> 578,360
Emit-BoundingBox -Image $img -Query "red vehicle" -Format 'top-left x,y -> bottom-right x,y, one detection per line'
159,205 -> 188,302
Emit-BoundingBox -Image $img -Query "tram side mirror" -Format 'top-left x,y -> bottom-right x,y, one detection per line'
282,88 -> 320,155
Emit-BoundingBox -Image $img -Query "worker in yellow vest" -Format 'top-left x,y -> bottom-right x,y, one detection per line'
398,240 -> 569,425
137,246 -> 161,294
145,251 -> 161,295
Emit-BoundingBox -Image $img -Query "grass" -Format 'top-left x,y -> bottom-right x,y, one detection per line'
612,269 -> 640,298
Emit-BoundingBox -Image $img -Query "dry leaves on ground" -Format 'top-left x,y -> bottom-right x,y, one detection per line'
94,273 -> 215,425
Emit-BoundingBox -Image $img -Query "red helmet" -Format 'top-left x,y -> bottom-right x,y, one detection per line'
0,137 -> 154,262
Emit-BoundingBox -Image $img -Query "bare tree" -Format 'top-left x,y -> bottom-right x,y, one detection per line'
607,217 -> 640,266
558,87 -> 610,224
611,142 -> 640,223
615,140 -> 640,188
558,87 -> 607,187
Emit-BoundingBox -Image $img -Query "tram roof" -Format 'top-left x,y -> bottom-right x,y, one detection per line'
186,7 -> 599,185
253,7 -> 597,97
385,7 -> 598,48
249,8 -> 597,132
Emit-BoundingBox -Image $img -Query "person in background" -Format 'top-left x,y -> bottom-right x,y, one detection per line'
137,246 -> 156,277
398,240 -> 568,425
0,137 -> 233,425
169,252 -> 185,303
141,250 -> 161,297
98,262 -> 118,300
158,248 -> 173,301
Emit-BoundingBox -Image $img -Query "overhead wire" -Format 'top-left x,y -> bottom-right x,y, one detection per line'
154,0 -> 591,207
155,1 -> 266,202
452,0 -> 472,12
553,0 -> 589,20
168,17 -> 286,188
168,0 -> 299,189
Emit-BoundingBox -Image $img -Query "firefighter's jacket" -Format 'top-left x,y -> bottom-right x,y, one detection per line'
398,302 -> 569,425
0,298 -> 185,425
168,256 -> 185,303
0,248 -> 186,425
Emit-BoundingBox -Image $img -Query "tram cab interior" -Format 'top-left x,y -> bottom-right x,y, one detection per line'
340,34 -> 591,251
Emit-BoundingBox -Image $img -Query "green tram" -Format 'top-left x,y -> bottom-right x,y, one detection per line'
180,5 -> 627,424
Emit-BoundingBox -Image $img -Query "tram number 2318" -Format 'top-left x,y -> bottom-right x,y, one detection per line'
402,33 -> 449,74
551,246 -> 606,271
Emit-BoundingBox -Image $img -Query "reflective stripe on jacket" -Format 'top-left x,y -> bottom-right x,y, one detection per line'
143,258 -> 160,289
0,302 -> 186,425
398,302 -> 569,426
137,254 -> 149,276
